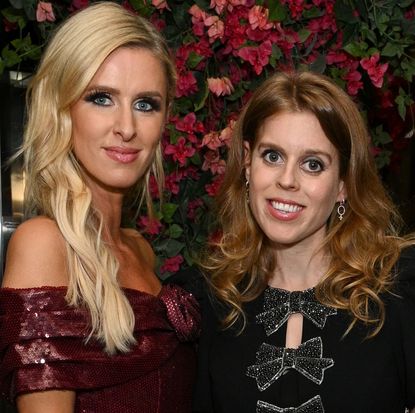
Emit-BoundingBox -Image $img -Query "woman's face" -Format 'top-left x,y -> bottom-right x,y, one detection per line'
70,47 -> 167,195
245,110 -> 347,250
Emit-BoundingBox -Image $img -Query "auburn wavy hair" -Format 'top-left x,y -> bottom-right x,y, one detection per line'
20,2 -> 176,354
202,70 -> 412,336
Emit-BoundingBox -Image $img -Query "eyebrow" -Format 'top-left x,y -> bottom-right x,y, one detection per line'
84,85 -> 163,99
257,142 -> 333,162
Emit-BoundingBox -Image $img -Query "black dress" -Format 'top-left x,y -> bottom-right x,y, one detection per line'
191,247 -> 415,413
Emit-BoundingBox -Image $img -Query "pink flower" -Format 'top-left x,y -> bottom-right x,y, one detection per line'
205,174 -> 224,197
202,150 -> 226,174
326,50 -> 348,65
344,69 -> 363,96
210,0 -> 227,14
360,53 -> 388,88
138,216 -> 162,235
205,16 -> 225,43
165,172 -> 180,195
149,175 -> 160,198
202,132 -> 222,150
160,255 -> 184,274
164,137 -> 196,166
36,2 -> 55,22
152,0 -> 170,10
187,199 -> 204,220
69,0 -> 89,10
3,18 -> 17,32
175,113 -> 205,135
176,71 -> 198,97
207,77 -> 234,96
238,40 -> 272,75
248,5 -> 273,30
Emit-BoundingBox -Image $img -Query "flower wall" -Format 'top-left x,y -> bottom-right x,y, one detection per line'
1,0 -> 415,276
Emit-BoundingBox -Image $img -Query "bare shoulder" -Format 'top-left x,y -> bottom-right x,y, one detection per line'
2,216 -> 68,288
122,227 -> 155,268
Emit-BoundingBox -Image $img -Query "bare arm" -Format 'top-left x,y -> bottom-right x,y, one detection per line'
2,217 -> 76,412
17,390 -> 75,413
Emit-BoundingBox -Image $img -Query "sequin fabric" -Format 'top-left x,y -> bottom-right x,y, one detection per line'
257,287 -> 337,336
256,395 -> 324,413
246,337 -> 334,390
0,284 -> 200,412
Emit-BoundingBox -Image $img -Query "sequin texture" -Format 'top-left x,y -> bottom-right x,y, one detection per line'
247,337 -> 334,389
256,395 -> 325,413
257,287 -> 337,336
0,285 -> 200,412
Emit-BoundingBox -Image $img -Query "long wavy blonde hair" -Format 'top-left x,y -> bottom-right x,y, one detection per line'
203,71 -> 412,336
21,2 -> 176,354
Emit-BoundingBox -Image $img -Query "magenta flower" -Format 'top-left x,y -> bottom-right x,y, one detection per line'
176,71 -> 198,97
238,40 -> 272,75
138,216 -> 162,235
165,137 -> 196,166
160,255 -> 184,274
248,5 -> 273,31
36,2 -> 55,22
360,54 -> 388,88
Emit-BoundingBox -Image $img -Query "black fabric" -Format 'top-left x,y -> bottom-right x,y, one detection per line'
186,246 -> 415,413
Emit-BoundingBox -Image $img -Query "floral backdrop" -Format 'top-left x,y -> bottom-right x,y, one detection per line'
1,0 -> 414,276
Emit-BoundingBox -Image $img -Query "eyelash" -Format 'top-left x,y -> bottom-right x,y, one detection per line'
84,91 -> 161,112
261,149 -> 325,173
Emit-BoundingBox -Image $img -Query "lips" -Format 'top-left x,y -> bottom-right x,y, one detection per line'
268,199 -> 304,221
104,146 -> 140,164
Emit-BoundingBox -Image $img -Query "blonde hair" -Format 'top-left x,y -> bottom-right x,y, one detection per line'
22,2 -> 176,353
204,71 -> 412,336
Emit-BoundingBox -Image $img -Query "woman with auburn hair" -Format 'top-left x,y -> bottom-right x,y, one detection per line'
0,3 -> 199,412
192,71 -> 415,412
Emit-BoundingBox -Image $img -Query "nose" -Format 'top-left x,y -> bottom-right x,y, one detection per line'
276,162 -> 299,191
114,105 -> 137,142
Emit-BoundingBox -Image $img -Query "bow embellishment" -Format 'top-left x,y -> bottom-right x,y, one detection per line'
257,287 -> 337,336
256,395 -> 324,413
246,337 -> 334,390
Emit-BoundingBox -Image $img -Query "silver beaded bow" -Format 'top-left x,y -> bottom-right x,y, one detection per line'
256,287 -> 337,336
246,337 -> 334,390
256,395 -> 324,413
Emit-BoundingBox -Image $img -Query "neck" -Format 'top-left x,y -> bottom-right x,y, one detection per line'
269,244 -> 330,291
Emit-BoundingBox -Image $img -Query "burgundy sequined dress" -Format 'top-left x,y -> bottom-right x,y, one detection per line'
0,284 -> 200,412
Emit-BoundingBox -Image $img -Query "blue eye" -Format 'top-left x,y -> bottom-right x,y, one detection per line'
262,149 -> 282,164
134,98 -> 160,112
302,158 -> 324,173
85,92 -> 112,106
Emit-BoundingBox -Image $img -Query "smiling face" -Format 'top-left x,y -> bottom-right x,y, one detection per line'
70,47 -> 167,196
245,110 -> 347,250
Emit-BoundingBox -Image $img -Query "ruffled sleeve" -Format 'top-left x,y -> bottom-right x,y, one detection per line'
393,246 -> 415,409
0,285 -> 200,402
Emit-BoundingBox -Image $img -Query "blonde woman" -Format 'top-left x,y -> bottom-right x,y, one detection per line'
0,3 -> 199,413
192,71 -> 415,412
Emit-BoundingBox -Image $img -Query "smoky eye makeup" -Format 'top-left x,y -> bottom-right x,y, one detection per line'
84,89 -> 112,106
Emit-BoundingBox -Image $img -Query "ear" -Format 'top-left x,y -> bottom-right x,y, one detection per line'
243,141 -> 251,181
336,180 -> 347,203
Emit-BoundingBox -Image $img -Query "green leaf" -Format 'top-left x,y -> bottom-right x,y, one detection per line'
298,28 -> 311,43
187,51 -> 204,69
194,81 -> 209,112
395,87 -> 414,120
303,7 -> 324,19
374,150 -> 392,170
9,0 -> 23,8
269,44 -> 282,68
334,1 -> 357,23
2,46 -> 21,67
309,53 -> 326,74
402,17 -> 415,35
190,151 -> 201,166
168,224 -> 183,239
401,59 -> 415,82
381,42 -> 399,57
343,41 -> 368,57
128,0 -> 152,17
22,0 -> 36,21
164,239 -> 184,257
373,125 -> 392,145
268,0 -> 287,21
161,203 -> 178,223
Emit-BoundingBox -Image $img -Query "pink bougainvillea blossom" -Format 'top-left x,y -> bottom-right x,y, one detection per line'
207,77 -> 234,96
69,0 -> 88,10
210,0 -> 227,14
248,5 -> 273,31
205,16 -> 225,43
152,0 -> 170,10
202,150 -> 226,174
187,199 -> 204,220
205,174 -> 224,197
343,68 -> 363,96
164,137 -> 196,166
160,255 -> 184,274
176,71 -> 198,97
138,216 -> 162,235
360,53 -> 388,88
174,113 -> 205,135
36,2 -> 55,22
238,40 -> 272,75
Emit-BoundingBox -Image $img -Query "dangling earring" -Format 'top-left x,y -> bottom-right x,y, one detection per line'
245,179 -> 249,203
337,199 -> 346,221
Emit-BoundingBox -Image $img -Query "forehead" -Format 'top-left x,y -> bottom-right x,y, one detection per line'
88,47 -> 166,92
256,111 -> 338,156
